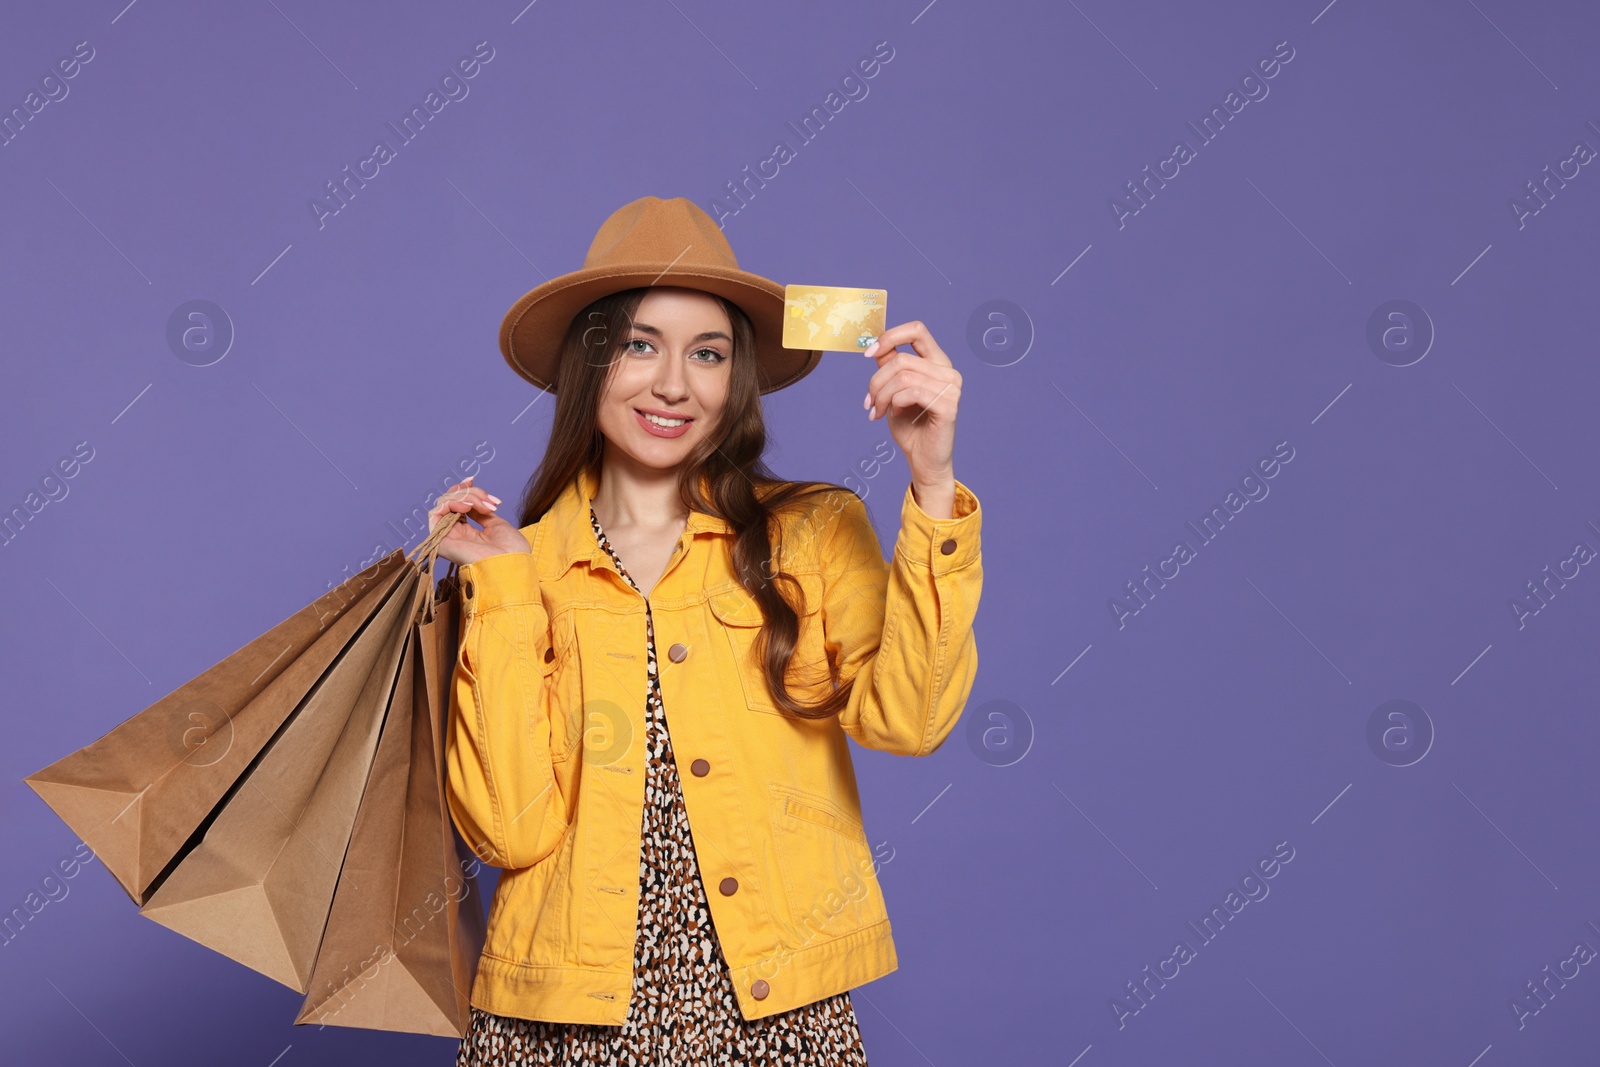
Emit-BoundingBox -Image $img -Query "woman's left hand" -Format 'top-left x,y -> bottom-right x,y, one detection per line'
862,320 -> 962,488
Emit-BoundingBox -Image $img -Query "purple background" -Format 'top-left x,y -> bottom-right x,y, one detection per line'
5,0 -> 1599,1063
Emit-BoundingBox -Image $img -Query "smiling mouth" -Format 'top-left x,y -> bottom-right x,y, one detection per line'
637,409 -> 692,428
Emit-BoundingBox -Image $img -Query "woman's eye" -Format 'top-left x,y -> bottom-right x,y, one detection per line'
692,348 -> 727,363
624,338 -> 652,354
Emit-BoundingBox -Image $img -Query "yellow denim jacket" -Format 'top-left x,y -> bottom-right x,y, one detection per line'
445,464 -> 982,1025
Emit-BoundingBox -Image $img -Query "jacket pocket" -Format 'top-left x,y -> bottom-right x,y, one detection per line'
708,572 -> 832,716
783,793 -> 859,838
482,820 -> 580,967
767,783 -> 879,947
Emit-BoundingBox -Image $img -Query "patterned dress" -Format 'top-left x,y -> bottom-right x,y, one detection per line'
455,506 -> 870,1066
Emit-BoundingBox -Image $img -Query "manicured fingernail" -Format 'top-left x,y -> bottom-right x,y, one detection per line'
484,502 -> 498,511
867,405 -> 877,419
488,495 -> 502,504
863,391 -> 871,410
864,341 -> 879,358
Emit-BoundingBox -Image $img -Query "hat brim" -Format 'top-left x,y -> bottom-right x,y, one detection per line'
499,264 -> 822,395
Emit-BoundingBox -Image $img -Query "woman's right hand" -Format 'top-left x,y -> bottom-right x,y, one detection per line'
428,477 -> 530,566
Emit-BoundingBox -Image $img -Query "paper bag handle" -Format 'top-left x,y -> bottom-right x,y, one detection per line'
409,511 -> 464,623
408,509 -> 462,565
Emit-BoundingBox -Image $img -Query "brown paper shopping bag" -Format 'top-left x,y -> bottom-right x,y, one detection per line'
138,566 -> 427,991
26,514 -> 483,1034
295,562 -> 488,1036
24,553 -> 411,905
411,563 -> 488,1030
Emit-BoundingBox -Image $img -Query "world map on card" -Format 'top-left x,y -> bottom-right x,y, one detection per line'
781,284 -> 888,351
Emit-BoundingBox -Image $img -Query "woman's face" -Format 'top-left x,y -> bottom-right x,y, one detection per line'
596,286 -> 734,470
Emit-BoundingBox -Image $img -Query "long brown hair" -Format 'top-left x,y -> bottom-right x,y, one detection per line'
513,287 -> 861,720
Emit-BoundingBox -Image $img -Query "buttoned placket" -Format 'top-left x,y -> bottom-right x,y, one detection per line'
595,517 -> 769,999
574,492 -> 789,1013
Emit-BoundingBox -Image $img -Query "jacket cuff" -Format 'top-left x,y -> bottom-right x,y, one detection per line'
896,478 -> 981,576
459,548 -> 539,614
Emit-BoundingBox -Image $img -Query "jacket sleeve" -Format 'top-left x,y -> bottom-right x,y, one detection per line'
444,535 -> 571,870
819,478 -> 982,757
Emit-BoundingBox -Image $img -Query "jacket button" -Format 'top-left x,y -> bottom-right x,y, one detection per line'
543,646 -> 556,663
719,876 -> 738,895
668,642 -> 688,662
462,579 -> 475,597
751,979 -> 770,1000
690,758 -> 710,777
940,538 -> 957,555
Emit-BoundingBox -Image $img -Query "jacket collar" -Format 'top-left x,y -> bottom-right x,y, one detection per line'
540,464 -> 734,578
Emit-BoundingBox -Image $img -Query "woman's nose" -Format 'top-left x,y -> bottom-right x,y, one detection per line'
653,353 -> 689,397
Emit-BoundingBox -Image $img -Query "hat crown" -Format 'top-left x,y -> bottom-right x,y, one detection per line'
499,194 -> 821,396
583,196 -> 739,272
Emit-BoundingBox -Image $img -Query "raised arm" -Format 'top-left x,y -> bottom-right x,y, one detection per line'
820,479 -> 982,756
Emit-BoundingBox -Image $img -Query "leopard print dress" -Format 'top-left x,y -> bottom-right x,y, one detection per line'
454,506 -> 870,1066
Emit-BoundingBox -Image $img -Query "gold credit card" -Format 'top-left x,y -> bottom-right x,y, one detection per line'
782,284 -> 888,351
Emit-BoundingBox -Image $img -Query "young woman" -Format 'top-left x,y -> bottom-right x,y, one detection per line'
429,197 -> 982,1065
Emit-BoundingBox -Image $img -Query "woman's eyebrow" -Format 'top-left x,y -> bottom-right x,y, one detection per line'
630,322 -> 732,344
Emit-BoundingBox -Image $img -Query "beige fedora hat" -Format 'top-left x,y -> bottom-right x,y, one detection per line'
498,196 -> 822,395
